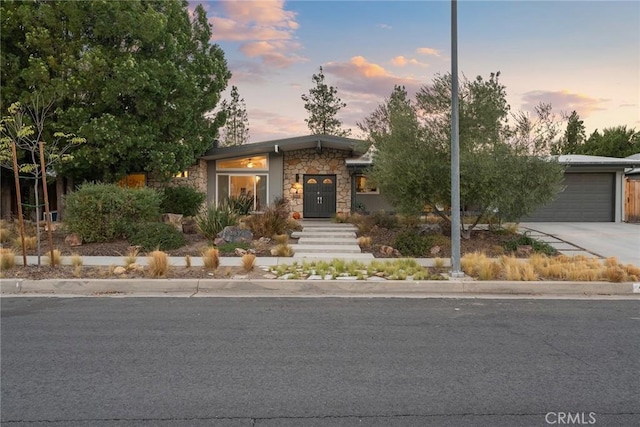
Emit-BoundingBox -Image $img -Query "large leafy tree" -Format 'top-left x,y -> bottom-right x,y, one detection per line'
574,126 -> 639,158
1,0 -> 230,181
360,73 -> 564,238
220,86 -> 250,146
301,66 -> 351,137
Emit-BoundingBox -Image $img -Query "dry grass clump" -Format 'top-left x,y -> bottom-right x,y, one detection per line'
0,227 -> 12,243
604,257 -> 619,267
241,253 -> 256,272
185,255 -> 192,269
13,236 -> 37,251
461,252 -> 501,280
273,243 -> 294,257
0,247 -> 16,272
357,236 -> 372,248
124,247 -> 140,267
604,266 -> 627,283
273,234 -> 289,245
434,257 -> 445,268
147,250 -> 170,277
45,249 -> 62,267
201,247 -> 220,270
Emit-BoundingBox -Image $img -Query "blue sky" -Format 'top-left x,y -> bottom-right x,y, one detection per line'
191,1 -> 639,143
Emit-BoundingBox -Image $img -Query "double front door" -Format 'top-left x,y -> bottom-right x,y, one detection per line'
303,174 -> 336,218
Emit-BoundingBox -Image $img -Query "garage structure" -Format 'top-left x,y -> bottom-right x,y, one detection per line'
524,155 -> 640,222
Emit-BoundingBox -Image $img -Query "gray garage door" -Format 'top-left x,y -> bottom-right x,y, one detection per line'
524,173 -> 615,222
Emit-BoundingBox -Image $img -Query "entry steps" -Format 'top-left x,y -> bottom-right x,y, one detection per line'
290,220 -> 374,260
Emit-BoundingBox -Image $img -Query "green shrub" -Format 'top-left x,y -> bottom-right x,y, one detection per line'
159,186 -> 206,217
394,229 -> 431,256
65,183 -> 161,242
196,203 -> 238,240
371,211 -> 399,229
216,242 -> 250,253
226,193 -> 254,215
504,232 -> 558,256
128,222 -> 186,251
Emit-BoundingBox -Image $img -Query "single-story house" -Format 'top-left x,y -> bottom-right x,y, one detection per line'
523,154 -> 640,222
171,139 -> 638,222
195,134 -> 391,218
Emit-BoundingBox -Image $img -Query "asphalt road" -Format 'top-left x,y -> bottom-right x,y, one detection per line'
1,298 -> 639,426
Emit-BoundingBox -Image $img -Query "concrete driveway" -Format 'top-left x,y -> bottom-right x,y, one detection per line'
519,222 -> 640,266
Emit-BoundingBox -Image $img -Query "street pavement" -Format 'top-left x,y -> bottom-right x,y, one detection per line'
519,222 -> 640,266
2,298 -> 639,426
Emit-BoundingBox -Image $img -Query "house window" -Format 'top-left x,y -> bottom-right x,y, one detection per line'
217,155 -> 267,170
118,173 -> 146,188
355,175 -> 378,194
217,174 -> 268,211
174,171 -> 189,178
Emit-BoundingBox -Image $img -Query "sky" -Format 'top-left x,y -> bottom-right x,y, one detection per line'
190,0 -> 640,143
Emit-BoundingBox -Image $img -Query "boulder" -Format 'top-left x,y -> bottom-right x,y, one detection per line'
161,213 -> 184,232
430,245 -> 441,255
64,233 -> 82,247
213,237 -> 226,246
217,226 -> 253,244
182,217 -> 197,234
234,247 -> 247,256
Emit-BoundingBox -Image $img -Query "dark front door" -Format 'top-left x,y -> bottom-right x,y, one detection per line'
303,174 -> 337,218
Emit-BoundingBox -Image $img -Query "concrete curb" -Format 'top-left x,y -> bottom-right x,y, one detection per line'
2,278 -> 639,297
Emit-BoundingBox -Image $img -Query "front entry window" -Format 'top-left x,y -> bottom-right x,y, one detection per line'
217,174 -> 267,211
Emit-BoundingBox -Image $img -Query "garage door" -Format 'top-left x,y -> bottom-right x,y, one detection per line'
524,173 -> 615,222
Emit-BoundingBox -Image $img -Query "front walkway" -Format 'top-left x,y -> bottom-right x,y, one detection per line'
290,220 -> 374,261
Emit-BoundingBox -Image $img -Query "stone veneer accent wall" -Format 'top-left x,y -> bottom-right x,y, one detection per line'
146,159 -> 208,194
284,147 -> 352,217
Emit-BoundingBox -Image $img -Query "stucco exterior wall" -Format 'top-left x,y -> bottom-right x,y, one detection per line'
283,147 -> 352,217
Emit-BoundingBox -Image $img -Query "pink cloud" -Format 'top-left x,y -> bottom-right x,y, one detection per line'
207,0 -> 304,69
416,47 -> 441,57
521,90 -> 608,117
324,56 -> 423,99
391,56 -> 429,68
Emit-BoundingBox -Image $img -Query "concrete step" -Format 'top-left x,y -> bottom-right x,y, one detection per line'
300,221 -> 354,227
292,253 -> 375,261
300,227 -> 357,233
297,237 -> 358,245
292,231 -> 356,238
290,244 -> 362,253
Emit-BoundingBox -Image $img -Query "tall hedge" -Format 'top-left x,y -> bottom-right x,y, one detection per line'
65,183 -> 161,242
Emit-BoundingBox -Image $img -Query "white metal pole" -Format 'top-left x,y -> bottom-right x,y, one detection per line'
450,0 -> 464,278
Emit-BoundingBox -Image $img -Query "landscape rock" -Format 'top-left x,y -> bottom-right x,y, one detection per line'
380,245 -> 397,256
182,218 -> 197,234
64,233 -> 82,247
430,245 -> 441,255
113,266 -> 127,275
217,226 -> 253,244
213,237 -> 226,246
234,247 -> 247,256
161,213 -> 183,232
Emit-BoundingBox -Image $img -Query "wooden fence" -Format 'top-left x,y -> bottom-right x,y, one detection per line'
625,178 -> 640,223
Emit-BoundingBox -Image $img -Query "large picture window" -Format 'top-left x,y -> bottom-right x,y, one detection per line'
355,174 -> 378,194
217,155 -> 267,170
217,174 -> 267,211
